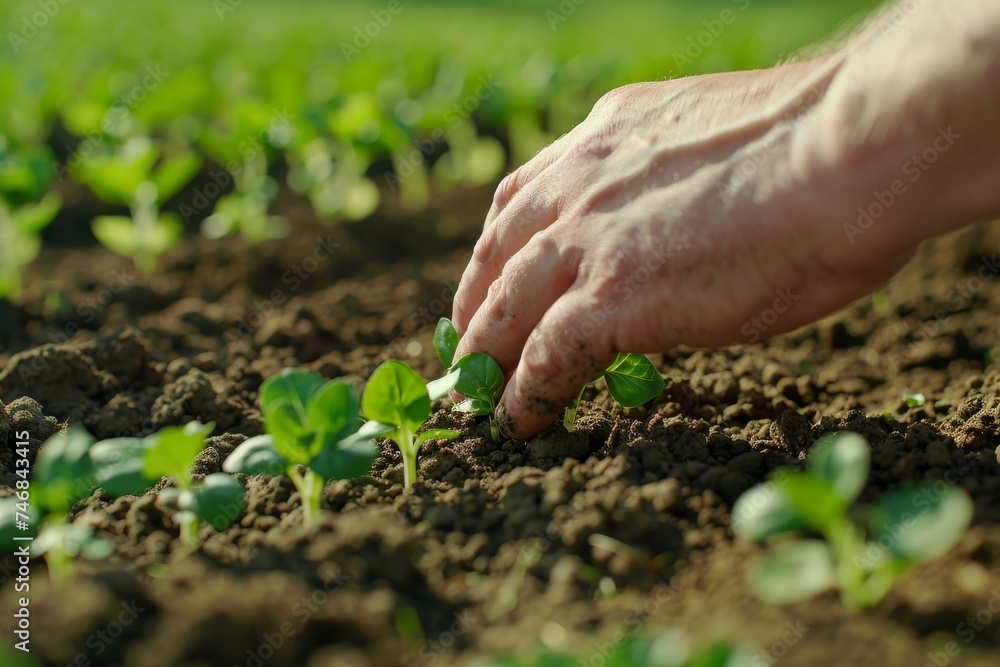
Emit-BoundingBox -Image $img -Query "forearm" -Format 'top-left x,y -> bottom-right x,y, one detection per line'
798,0 -> 1000,254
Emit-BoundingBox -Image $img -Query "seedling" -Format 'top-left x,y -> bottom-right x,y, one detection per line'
197,104 -> 291,241
92,421 -> 244,544
434,318 -> 663,435
731,432 -> 973,610
75,136 -> 201,272
288,137 -> 382,220
434,318 -> 504,440
0,142 -> 61,299
224,369 -> 390,524
362,360 -> 461,488
871,289 -> 891,317
481,631 -> 755,667
0,427 -> 111,582
562,353 -> 664,432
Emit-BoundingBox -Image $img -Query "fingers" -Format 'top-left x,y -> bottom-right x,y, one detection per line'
452,184 -> 560,332
483,131 -> 574,231
495,286 -> 618,440
453,232 -> 580,373
453,134 -> 577,332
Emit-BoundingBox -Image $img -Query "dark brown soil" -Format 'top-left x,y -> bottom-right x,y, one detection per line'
2,186 -> 1000,667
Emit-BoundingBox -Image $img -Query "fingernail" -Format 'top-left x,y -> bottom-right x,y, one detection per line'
495,402 -> 515,439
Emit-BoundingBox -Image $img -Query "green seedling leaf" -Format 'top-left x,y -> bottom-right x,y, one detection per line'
93,213 -> 182,263
147,213 -> 184,253
32,426 -> 97,515
453,397 -> 493,417
309,420 -> 394,480
0,145 -> 53,202
0,497 -> 40,551
452,352 -> 503,406
414,428 -> 461,450
260,368 -> 325,418
426,368 -> 460,401
265,398 -> 315,465
807,432 -> 870,505
686,643 -> 757,667
78,533 -> 115,560
775,471 -> 845,533
603,353 -> 664,408
222,434 -> 286,476
142,421 -> 215,484
362,360 -> 431,433
904,393 -> 926,408
13,192 -> 61,233
77,149 -> 156,205
351,419 -> 397,441
92,215 -> 138,256
619,631 -> 690,667
307,379 -> 361,444
751,540 -> 836,604
33,522 -> 109,559
309,432 -> 379,481
91,437 -> 152,497
434,318 -> 460,367
153,151 -> 202,203
181,473 -> 244,529
730,482 -> 805,542
869,484 -> 973,562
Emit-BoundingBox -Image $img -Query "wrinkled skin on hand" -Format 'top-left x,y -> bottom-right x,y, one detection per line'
452,5 -> 1000,439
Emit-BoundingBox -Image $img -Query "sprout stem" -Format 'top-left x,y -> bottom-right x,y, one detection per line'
43,517 -> 71,584
399,428 -> 418,489
179,517 -> 199,545
289,467 -> 324,525
563,386 -> 586,432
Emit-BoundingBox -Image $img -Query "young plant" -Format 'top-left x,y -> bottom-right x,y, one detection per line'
731,431 -> 973,610
197,104 -> 292,241
562,353 -> 665,432
0,427 -> 111,582
91,421 -> 244,544
223,369 -> 388,524
75,136 -> 201,272
434,318 -> 664,435
362,360 -> 461,489
0,142 -> 62,300
434,318 -> 504,441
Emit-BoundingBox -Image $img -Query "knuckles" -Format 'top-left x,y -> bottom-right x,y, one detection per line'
482,274 -> 510,324
492,168 -> 522,211
472,226 -> 498,265
590,82 -> 650,115
518,342 -> 568,395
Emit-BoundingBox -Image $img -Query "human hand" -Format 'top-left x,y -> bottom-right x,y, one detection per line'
452,28 -> 998,439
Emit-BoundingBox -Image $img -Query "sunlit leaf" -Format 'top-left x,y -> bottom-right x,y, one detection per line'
362,360 -> 431,433
604,353 -> 664,408
869,484 -> 973,562
807,432 -> 870,505
750,540 -> 836,604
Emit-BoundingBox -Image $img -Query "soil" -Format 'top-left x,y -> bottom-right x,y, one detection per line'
2,184 -> 1000,667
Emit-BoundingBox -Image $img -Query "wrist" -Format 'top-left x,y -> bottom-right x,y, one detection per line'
801,0 -> 1000,256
